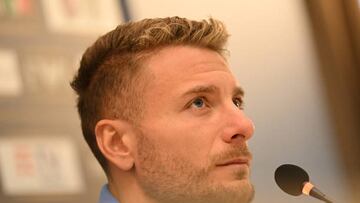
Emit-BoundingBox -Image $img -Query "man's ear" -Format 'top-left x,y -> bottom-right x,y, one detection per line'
95,119 -> 135,171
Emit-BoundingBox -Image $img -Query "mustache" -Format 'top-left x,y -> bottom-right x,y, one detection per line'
209,145 -> 252,166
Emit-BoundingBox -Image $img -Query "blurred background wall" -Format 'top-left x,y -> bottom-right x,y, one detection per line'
0,0 -> 358,203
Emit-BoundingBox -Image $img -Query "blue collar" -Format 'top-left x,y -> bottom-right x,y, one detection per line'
99,184 -> 118,203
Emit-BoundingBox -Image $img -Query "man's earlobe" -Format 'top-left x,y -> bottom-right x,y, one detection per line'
95,119 -> 135,171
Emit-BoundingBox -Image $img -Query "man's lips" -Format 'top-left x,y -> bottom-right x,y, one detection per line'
216,157 -> 251,167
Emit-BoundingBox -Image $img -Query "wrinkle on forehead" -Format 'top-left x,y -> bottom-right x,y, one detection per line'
144,46 -> 230,77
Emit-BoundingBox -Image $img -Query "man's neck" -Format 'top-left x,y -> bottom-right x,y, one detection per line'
109,173 -> 158,203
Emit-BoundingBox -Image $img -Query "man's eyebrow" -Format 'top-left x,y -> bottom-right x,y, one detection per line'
181,85 -> 245,97
233,86 -> 245,97
182,85 -> 218,97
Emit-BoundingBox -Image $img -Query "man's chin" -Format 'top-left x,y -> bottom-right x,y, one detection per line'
202,178 -> 254,203
224,179 -> 254,203
228,182 -> 254,203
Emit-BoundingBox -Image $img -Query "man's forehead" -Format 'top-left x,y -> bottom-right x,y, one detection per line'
139,46 -> 242,97
143,46 -> 231,82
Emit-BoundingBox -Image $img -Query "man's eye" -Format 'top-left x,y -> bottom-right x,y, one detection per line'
191,97 -> 206,108
233,98 -> 244,109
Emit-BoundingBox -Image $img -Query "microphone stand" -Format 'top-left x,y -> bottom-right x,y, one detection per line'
309,186 -> 333,203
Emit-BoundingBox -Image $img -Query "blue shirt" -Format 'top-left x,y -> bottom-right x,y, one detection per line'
99,184 -> 118,203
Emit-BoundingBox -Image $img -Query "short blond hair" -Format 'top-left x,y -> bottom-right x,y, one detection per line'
70,16 -> 229,173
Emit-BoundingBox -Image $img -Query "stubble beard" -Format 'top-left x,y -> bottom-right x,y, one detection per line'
135,131 -> 255,203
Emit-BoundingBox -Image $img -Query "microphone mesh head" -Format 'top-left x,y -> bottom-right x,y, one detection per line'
274,164 -> 310,196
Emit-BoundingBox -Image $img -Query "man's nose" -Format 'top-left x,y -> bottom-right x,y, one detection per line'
221,106 -> 255,144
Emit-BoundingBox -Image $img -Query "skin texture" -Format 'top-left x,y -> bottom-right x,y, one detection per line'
96,45 -> 255,203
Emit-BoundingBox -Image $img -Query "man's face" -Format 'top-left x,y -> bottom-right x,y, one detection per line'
134,46 -> 254,203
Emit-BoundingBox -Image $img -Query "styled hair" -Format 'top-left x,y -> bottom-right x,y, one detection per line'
70,16 -> 229,173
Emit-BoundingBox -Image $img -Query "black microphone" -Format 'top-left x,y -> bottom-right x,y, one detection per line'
274,164 -> 333,203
